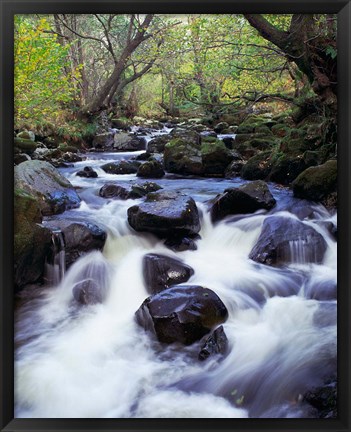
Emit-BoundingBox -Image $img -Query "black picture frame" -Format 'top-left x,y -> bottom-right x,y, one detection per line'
1,1 -> 350,431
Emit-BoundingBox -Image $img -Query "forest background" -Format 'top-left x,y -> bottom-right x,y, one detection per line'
14,13 -> 337,141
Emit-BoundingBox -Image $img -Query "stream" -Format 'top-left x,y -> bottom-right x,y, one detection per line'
14,128 -> 337,418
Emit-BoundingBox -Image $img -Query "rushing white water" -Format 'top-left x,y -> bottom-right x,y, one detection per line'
14,144 -> 337,419
45,230 -> 66,286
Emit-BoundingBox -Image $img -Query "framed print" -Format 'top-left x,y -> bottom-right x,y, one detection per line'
1,0 -> 350,431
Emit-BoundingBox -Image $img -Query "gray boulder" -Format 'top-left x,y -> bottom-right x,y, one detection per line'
113,132 -> 145,151
14,160 -> 81,215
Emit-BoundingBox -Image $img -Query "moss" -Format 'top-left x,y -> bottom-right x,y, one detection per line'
292,160 -> 337,201
201,136 -> 218,144
255,125 -> 272,135
248,137 -> 277,150
241,150 -> 273,180
14,138 -> 37,153
201,140 -> 229,155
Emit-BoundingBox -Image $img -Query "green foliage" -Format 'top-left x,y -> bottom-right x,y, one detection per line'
14,15 -> 80,128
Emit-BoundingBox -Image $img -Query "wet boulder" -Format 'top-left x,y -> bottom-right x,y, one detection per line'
210,180 -> 276,222
198,325 -> 228,361
45,220 -> 107,268
73,280 -> 105,305
14,160 -> 81,215
137,159 -> 165,178
76,166 -> 98,178
101,160 -> 140,174
99,181 -> 162,200
135,285 -> 228,345
113,132 -> 145,151
127,191 -> 201,238
129,182 -> 162,198
143,253 -> 194,294
99,183 -> 131,199
249,216 -> 327,266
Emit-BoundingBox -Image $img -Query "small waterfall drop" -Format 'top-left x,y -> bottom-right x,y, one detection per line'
45,229 -> 66,286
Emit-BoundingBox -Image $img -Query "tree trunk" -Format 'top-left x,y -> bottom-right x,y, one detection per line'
244,14 -> 337,112
82,14 -> 154,114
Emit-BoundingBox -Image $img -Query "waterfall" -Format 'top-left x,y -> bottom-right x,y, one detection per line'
45,229 -> 66,286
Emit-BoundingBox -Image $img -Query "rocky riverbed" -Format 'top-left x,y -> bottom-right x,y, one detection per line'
14,116 -> 337,418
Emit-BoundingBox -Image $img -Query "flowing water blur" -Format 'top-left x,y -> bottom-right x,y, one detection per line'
14,132 -> 337,418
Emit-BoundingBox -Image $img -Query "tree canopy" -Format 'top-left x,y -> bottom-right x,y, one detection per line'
14,13 -> 337,132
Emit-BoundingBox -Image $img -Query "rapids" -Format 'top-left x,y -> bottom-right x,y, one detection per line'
14,129 -> 337,418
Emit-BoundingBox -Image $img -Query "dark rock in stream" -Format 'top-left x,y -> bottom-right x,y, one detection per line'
73,280 -> 105,305
135,285 -> 228,345
99,182 -> 162,200
198,325 -> 228,361
164,235 -> 199,252
101,160 -> 141,174
143,253 -> 194,294
45,220 -> 107,268
99,183 -> 131,199
14,160 -> 81,215
127,191 -> 201,238
303,378 -> 337,418
76,166 -> 98,178
137,159 -> 165,178
210,180 -> 276,222
249,216 -> 327,266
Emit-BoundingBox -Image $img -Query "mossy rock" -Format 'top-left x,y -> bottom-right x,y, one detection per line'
14,138 -> 38,154
201,140 -> 233,176
269,154 -> 307,185
14,188 -> 52,289
292,160 -> 337,201
248,137 -> 277,150
58,144 -> 79,153
255,125 -> 272,135
164,138 -> 203,175
280,137 -> 312,157
234,133 -> 267,144
17,130 -> 35,141
241,150 -> 273,180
